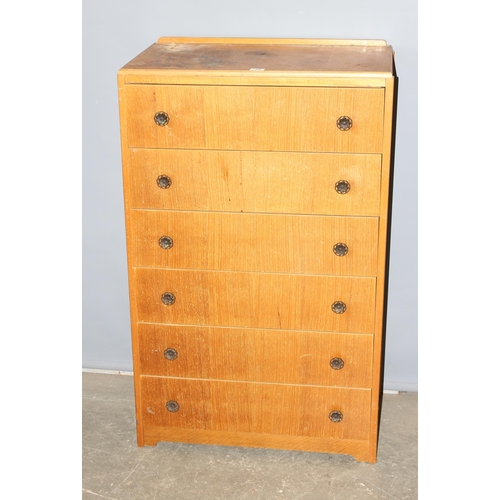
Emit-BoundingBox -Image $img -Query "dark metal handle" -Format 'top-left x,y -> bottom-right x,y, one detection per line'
329,410 -> 343,423
335,180 -> 350,195
161,292 -> 176,306
156,175 -> 172,189
164,348 -> 178,360
331,301 -> 346,314
330,357 -> 344,370
333,243 -> 348,257
154,111 -> 170,126
159,236 -> 173,250
336,116 -> 352,131
166,400 -> 179,412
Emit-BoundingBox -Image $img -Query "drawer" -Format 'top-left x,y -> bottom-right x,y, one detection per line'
140,376 -> 371,441
130,211 -> 379,276
125,150 -> 382,216
138,324 -> 373,387
125,85 -> 384,153
134,268 -> 376,333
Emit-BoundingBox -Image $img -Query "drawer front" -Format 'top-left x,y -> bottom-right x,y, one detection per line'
130,211 -> 379,276
138,324 -> 373,387
134,268 -> 376,333
125,85 -> 384,153
140,376 -> 371,441
126,150 -> 382,216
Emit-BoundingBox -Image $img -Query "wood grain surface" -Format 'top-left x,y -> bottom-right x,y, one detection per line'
125,85 -> 384,153
140,376 -> 371,440
133,268 -> 376,333
137,323 -> 373,387
142,424 -> 372,462
129,210 -> 379,276
125,149 -> 382,216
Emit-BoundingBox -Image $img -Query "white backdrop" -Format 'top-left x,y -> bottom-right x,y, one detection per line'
82,0 -> 418,391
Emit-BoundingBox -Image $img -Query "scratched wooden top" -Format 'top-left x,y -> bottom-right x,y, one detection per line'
120,38 -> 394,77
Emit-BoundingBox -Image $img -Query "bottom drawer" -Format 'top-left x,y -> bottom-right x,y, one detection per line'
140,376 -> 371,441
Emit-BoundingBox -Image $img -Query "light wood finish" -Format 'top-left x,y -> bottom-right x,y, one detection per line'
138,324 -> 373,387
118,38 -> 395,463
157,37 -> 388,46
118,71 -> 146,446
140,377 -> 371,440
142,425 -> 372,462
123,39 -> 393,79
126,149 -> 382,216
125,85 -> 385,153
120,39 -> 393,87
130,211 -> 379,276
368,76 -> 396,462
122,74 -> 389,88
134,268 -> 376,333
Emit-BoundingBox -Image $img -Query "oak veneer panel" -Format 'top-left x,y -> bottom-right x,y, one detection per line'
123,74 -> 389,88
138,323 -> 373,387
125,149 -> 382,216
125,85 -> 384,153
133,268 -> 376,333
142,425 -> 371,462
129,211 -> 379,276
140,377 -> 371,440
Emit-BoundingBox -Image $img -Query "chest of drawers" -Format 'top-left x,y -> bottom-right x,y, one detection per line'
117,37 -> 396,463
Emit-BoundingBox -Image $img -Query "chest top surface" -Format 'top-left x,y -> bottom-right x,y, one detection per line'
119,37 -> 394,84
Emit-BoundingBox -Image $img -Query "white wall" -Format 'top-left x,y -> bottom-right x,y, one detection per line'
82,0 -> 418,391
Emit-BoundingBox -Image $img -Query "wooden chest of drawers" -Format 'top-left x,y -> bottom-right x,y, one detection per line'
118,37 -> 396,463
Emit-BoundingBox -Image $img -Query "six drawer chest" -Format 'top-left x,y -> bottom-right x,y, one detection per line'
117,37 -> 396,463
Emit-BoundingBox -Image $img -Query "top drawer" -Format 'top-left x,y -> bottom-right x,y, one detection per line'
124,85 -> 385,153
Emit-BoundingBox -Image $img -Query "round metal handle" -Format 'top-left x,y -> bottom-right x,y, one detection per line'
156,175 -> 172,189
166,400 -> 179,412
331,301 -> 346,314
330,357 -> 344,370
335,180 -> 350,195
164,348 -> 178,360
161,292 -> 176,306
333,243 -> 348,257
154,111 -> 170,126
159,236 -> 173,250
336,116 -> 352,131
329,410 -> 343,423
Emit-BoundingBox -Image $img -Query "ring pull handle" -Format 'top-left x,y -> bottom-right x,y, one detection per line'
156,175 -> 172,189
335,180 -> 350,195
154,111 -> 170,127
161,292 -> 176,306
329,357 -> 344,370
164,348 -> 178,360
329,410 -> 343,423
331,301 -> 346,314
333,243 -> 348,257
158,236 -> 173,250
336,116 -> 352,131
166,400 -> 179,412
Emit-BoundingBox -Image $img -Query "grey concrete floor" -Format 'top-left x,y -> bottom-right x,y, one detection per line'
83,372 -> 417,500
